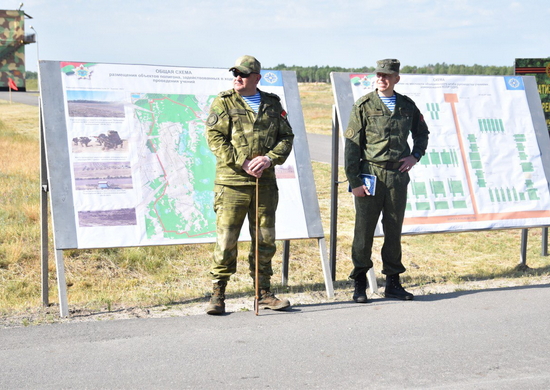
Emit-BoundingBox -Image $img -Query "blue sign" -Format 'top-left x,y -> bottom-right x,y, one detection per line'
260,70 -> 283,87
504,76 -> 525,91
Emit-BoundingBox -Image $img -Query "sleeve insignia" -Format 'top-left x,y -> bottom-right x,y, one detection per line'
345,128 -> 355,138
206,113 -> 219,127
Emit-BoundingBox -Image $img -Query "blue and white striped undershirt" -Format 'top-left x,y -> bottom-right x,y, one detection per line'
379,94 -> 396,112
242,92 -> 261,113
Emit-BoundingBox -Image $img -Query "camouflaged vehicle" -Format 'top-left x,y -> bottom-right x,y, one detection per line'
0,9 -> 35,91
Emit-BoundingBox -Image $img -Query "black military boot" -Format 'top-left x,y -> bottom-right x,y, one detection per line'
352,272 -> 369,303
385,274 -> 414,300
206,281 -> 227,315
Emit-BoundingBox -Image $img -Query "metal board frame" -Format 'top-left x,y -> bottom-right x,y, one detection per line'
329,72 -> 550,276
281,70 -> 324,238
39,61 -> 334,316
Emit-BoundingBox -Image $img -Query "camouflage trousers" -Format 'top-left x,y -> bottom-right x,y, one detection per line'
210,183 -> 279,289
349,165 -> 409,279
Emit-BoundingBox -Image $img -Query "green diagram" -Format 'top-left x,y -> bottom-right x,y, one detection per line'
426,102 -> 440,120
421,148 -> 459,167
133,93 -> 217,240
467,134 -> 486,187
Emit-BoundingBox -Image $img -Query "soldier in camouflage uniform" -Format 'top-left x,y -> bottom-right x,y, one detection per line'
205,55 -> 294,315
345,59 -> 429,303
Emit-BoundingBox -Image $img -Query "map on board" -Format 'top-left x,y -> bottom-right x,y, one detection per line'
132,93 -> 217,240
59,62 -> 309,248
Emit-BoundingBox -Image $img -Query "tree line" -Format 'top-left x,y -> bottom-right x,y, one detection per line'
25,63 -> 514,83
25,71 -> 38,79
272,63 -> 514,83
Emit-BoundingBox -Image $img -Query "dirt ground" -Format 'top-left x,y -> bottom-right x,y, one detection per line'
2,275 -> 549,328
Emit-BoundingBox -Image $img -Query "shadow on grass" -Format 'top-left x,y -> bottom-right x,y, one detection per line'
406,263 -> 550,289
162,262 -> 550,305
61,264 -> 550,320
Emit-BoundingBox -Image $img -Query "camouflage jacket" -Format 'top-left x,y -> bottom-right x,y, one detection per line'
206,88 -> 294,185
344,90 -> 429,189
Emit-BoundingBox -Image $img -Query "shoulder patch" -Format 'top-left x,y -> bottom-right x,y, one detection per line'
206,113 -> 219,127
345,128 -> 356,139
402,94 -> 415,104
262,91 -> 281,101
355,94 -> 371,106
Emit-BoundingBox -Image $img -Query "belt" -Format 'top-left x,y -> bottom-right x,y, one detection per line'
368,161 -> 402,170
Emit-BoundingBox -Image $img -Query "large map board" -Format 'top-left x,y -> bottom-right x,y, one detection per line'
40,61 -> 324,250
331,72 -> 550,234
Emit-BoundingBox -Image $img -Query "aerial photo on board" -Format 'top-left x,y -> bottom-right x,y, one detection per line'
78,208 -> 137,227
73,161 -> 133,190
66,90 -> 126,118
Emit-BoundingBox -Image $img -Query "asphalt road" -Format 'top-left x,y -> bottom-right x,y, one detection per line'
0,90 -> 39,106
2,91 -> 550,389
2,285 -> 550,389
306,132 -> 344,166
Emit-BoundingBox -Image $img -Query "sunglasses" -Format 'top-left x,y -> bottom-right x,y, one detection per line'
232,70 -> 256,78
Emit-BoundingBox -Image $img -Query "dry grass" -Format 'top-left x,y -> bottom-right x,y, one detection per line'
26,79 -> 38,91
297,83 -> 333,135
1,84 -> 550,325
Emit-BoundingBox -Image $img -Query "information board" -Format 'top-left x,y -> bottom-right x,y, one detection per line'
40,61 -> 324,249
515,58 -> 550,134
331,73 -> 550,234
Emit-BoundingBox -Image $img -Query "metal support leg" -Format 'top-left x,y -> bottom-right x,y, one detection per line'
281,240 -> 290,287
55,249 -> 69,317
40,186 -> 49,306
517,228 -> 529,271
367,268 -> 379,294
39,108 -> 49,307
318,238 -> 335,298
329,105 -> 339,281
542,227 -> 548,256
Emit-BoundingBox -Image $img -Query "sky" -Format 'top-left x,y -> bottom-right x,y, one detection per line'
11,0 -> 550,73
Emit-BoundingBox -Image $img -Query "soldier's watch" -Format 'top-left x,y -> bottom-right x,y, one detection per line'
412,152 -> 421,162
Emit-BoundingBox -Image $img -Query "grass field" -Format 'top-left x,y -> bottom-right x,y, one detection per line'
1,83 -> 549,324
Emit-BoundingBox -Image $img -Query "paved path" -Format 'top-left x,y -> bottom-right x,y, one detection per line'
2,284 -> 549,389
307,132 -> 343,166
0,90 -> 39,106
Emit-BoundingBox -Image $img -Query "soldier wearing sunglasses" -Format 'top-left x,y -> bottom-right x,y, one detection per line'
205,55 -> 294,315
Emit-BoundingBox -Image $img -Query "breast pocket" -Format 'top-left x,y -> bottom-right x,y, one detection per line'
398,109 -> 414,130
229,109 -> 249,147
366,109 -> 386,138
